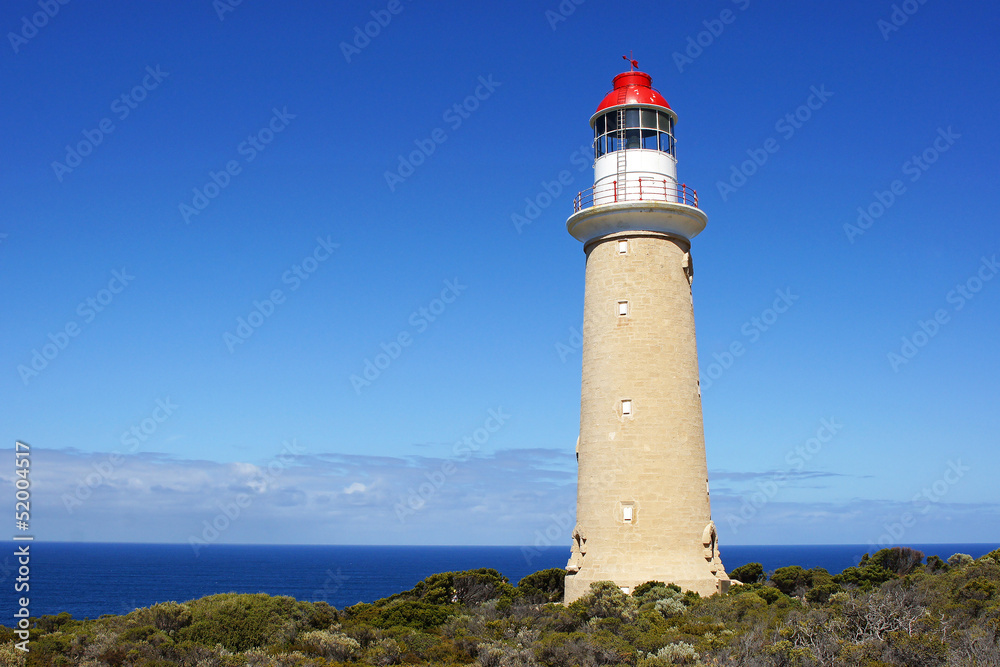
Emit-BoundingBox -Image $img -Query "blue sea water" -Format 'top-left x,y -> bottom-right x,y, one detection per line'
3,542 -> 997,622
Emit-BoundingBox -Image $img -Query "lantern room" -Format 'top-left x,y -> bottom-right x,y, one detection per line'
565,62 -> 706,217
567,61 -> 705,244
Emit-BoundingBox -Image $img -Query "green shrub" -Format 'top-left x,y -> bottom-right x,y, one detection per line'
517,568 -> 566,603
770,566 -> 810,596
296,629 -> 360,660
175,593 -> 323,652
370,600 -> 456,631
949,553 -> 974,567
126,602 -> 193,635
655,597 -> 687,618
477,639 -> 537,667
117,624 -> 171,645
867,547 -> 925,575
633,581 -> 668,598
754,586 -> 785,604
33,612 -> 74,634
536,630 -> 630,666
570,581 -> 637,621
806,582 -> 842,604
726,590 -> 769,621
379,568 -> 514,610
885,630 -> 947,666
980,547 -> 1000,562
767,565 -> 838,598
925,554 -> 949,573
638,641 -> 700,666
729,563 -> 765,584
630,583 -> 688,619
834,560 -> 897,590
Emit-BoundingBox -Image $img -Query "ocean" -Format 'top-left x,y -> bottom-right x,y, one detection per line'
4,542 -> 998,621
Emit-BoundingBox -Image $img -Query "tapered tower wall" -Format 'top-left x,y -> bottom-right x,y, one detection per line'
564,228 -> 726,602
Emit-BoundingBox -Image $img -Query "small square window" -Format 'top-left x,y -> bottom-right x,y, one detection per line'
617,240 -> 628,254
623,506 -> 633,522
618,301 -> 628,317
621,399 -> 632,416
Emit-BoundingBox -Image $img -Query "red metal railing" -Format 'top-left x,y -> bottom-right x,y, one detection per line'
573,178 -> 700,213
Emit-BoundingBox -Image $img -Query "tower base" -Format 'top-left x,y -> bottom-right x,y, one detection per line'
564,571 -> 729,604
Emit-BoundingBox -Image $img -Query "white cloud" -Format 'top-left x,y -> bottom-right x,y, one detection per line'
14,446 -> 576,546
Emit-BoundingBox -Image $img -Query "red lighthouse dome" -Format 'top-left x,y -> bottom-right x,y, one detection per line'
595,71 -> 672,115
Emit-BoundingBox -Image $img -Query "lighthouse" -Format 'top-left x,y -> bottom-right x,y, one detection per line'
563,60 -> 729,602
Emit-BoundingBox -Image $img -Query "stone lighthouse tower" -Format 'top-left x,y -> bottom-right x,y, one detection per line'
563,60 -> 729,602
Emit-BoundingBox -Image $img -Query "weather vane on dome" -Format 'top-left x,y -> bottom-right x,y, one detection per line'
622,53 -> 638,71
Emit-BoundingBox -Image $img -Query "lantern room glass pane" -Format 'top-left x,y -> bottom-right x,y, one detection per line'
660,133 -> 674,155
626,129 -> 640,149
610,135 -> 623,152
641,108 -> 657,129
642,129 -> 658,150
658,112 -> 672,133
596,114 -> 605,135
625,108 -> 639,128
606,113 -> 618,132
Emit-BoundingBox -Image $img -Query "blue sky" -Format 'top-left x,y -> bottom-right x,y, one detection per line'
2,0 -> 998,552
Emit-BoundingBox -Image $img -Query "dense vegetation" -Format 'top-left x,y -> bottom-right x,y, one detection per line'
3,547 -> 999,666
